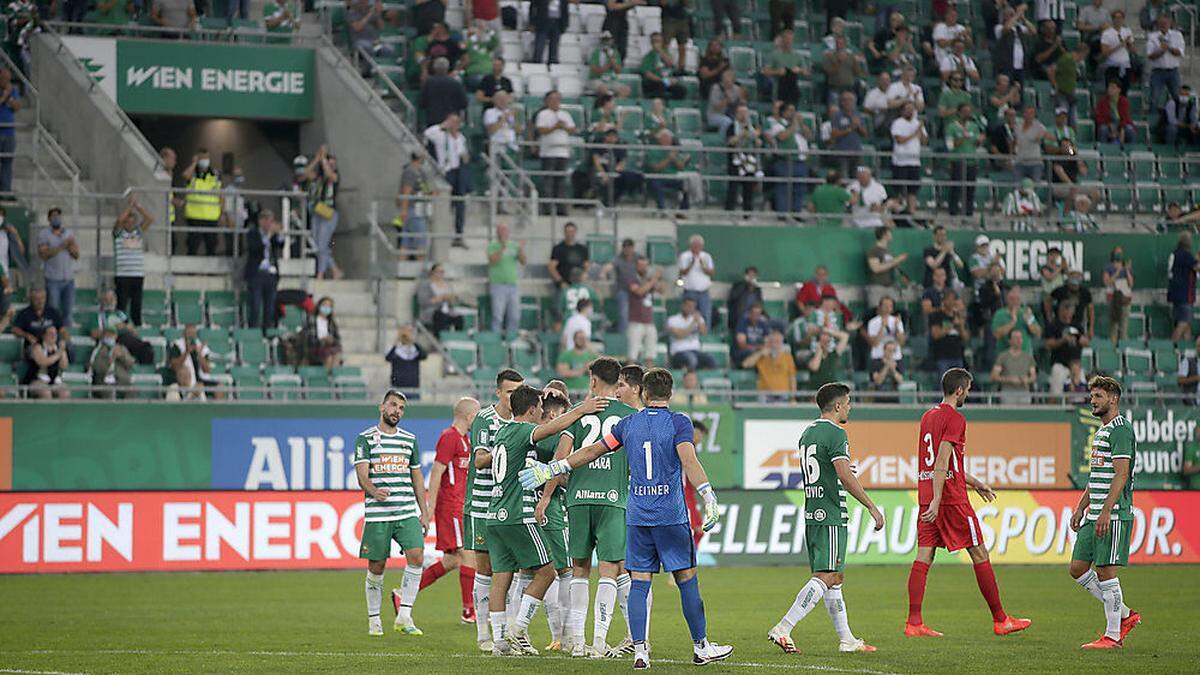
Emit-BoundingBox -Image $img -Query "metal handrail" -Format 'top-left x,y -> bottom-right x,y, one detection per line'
43,19 -> 317,44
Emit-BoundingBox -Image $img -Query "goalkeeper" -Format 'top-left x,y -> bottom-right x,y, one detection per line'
520,368 -> 733,669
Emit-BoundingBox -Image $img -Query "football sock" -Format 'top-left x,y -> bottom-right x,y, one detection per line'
516,593 -> 543,634
645,587 -> 654,641
556,570 -> 573,638
593,577 -> 618,649
569,577 -> 589,642
972,561 -> 1007,622
419,561 -> 446,590
473,574 -> 492,641
489,610 -> 507,643
365,571 -> 384,619
508,572 -> 533,631
544,577 -> 562,640
777,577 -> 827,632
907,560 -> 930,625
677,575 -> 707,643
824,584 -> 855,642
629,579 -> 651,643
616,573 -> 633,639
1075,569 -> 1130,618
1099,578 -> 1124,641
460,566 -> 476,610
396,566 -> 421,623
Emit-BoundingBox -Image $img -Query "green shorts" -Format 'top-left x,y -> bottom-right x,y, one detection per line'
542,527 -> 569,569
567,504 -> 626,562
488,522 -> 553,573
359,518 -> 423,560
806,523 -> 847,573
463,514 -> 491,552
1072,519 -> 1132,567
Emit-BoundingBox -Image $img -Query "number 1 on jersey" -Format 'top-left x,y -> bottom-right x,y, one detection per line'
643,441 -> 653,480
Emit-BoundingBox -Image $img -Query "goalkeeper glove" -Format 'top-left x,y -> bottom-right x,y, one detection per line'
697,482 -> 720,532
519,458 -> 571,490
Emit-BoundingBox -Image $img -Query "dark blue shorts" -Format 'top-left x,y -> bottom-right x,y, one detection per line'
626,523 -> 696,573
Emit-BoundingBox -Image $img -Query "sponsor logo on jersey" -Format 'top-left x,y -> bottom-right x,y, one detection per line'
370,454 -> 410,473
497,508 -> 508,521
814,508 -> 827,521
607,490 -> 618,502
575,489 -> 613,501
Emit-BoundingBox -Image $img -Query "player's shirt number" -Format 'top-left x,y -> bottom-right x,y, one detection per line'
580,414 -> 620,447
922,432 -> 960,471
800,443 -> 820,483
643,441 -> 653,480
493,444 -> 508,482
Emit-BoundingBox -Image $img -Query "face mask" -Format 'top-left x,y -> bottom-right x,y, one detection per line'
102,337 -> 116,347
50,217 -> 62,229
233,175 -> 245,185
197,159 -> 210,170
1112,253 -> 1124,262
319,305 -> 332,316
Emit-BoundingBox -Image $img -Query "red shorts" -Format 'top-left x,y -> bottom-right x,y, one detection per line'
917,502 -> 982,552
434,507 -> 464,552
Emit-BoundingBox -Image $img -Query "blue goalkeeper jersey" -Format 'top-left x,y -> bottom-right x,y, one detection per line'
601,405 -> 694,527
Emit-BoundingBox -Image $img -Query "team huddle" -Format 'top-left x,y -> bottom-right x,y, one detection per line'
351,364 -> 1141,667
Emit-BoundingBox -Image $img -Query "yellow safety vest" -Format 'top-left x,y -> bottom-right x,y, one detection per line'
184,173 -> 222,221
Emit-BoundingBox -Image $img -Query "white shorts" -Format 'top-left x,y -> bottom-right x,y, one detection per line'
627,322 -> 658,364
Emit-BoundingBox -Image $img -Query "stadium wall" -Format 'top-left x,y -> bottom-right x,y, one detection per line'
0,403 -> 1189,491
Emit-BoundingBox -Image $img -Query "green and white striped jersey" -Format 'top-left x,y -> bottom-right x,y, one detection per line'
353,424 -> 419,522
465,405 -> 507,521
1086,415 -> 1136,522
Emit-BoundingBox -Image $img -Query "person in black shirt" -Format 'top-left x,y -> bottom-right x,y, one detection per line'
420,22 -> 464,78
1049,269 -> 1094,337
385,325 -> 426,398
418,57 -> 468,126
1044,301 -> 1089,396
1049,137 -> 1087,206
475,56 -> 513,108
602,0 -> 642,59
585,127 -> 642,206
922,225 -> 963,287
928,289 -> 967,373
697,38 -> 730,101
548,221 -> 590,289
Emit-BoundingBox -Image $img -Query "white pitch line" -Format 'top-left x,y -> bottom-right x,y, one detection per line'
4,649 -> 902,675
0,669 -> 90,675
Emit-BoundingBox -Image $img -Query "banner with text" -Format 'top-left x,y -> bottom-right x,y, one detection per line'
62,37 -> 314,120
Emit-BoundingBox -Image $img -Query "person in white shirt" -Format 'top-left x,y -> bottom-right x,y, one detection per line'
766,103 -> 812,214
849,166 -> 890,228
1147,13 -> 1185,110
666,296 -> 716,371
422,112 -> 471,243
677,234 -> 715,325
889,101 -> 925,213
938,39 -> 980,89
866,295 -> 906,361
885,65 -> 924,115
931,6 -> 970,64
863,71 -> 892,135
1100,9 -> 1135,91
534,90 -> 577,215
482,90 -> 520,155
560,297 -> 594,349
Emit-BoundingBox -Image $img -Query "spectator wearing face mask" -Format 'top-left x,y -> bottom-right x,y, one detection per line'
182,148 -> 224,256
37,207 -> 79,327
169,323 -> 224,400
306,296 -> 343,370
386,325 -> 427,396
89,326 -> 135,399
26,324 -> 68,399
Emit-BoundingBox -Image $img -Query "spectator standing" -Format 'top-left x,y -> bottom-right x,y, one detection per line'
1103,247 -> 1134,343
603,0 -> 643,59
244,210 -> 284,331
696,38 -> 730,100
667,297 -> 715,371
396,152 -> 433,255
587,32 -> 631,97
866,295 -> 906,363
424,113 -> 471,247
707,69 -> 745,136
89,326 -> 134,399
921,266 -> 950,319
810,170 -> 852,227
0,68 -> 21,198
968,234 -> 1001,292
548,221 -> 589,290
0,205 -> 24,316
1163,85 -> 1200,146
821,35 -> 866,103
849,166 -> 889,228
761,29 -> 809,106
627,255 -> 661,365
385,325 -> 426,394
419,57 -> 468,126
26,324 -> 68,399
486,222 -> 525,335
928,289 -> 967,372
644,129 -> 693,211
932,6 -> 970,65
483,90 -> 520,159
37,207 -> 78,327
994,4 -> 1035,84
889,101 -> 925,214
744,329 -> 795,402
110,197 -> 152,326
640,32 -> 686,99
462,20 -> 499,90
1049,270 -> 1094,338
556,329 -> 598,390
677,234 -> 714,325
535,91 -> 577,216
417,263 -> 468,337
604,238 -> 638,331
1169,232 -> 1200,341
304,145 -> 342,279
987,74 -> 1020,124
1031,20 -> 1065,82
181,148 -> 223,256
728,265 -> 763,333
1045,302 -> 1089,395
886,65 -> 925,117
945,102 -> 985,217
529,0 -> 571,65
475,57 -> 514,106
724,104 -> 763,212
1095,80 -> 1136,145
152,0 -> 197,30
660,0 -> 690,71
1002,177 -> 1045,231
735,302 -> 770,365
305,297 -> 343,370
922,225 -> 963,287
1013,104 -> 1051,181
992,286 -> 1042,354
936,72 -> 971,126
830,91 -> 867,177
991,331 -> 1036,404
865,225 -> 908,307
767,104 -> 812,213
863,72 -> 892,135
711,0 -> 738,39
416,23 -> 464,77
1099,9 -> 1136,91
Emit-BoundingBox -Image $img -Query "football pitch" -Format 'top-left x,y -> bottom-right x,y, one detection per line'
0,564 -> 1194,674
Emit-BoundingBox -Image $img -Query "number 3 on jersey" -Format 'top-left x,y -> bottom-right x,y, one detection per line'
923,432 -> 959,472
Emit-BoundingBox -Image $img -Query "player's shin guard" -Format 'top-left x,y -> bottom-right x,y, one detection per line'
629,579 -> 651,644
824,584 -> 855,642
460,566 -> 476,610
907,560 -> 930,625
544,577 -> 562,640
777,577 -> 827,632
677,575 -> 708,644
365,571 -> 384,619
569,577 -> 589,643
1076,569 -> 1130,618
616,573 -> 633,639
508,572 -> 533,631
593,577 -> 618,649
1099,578 -> 1124,641
474,574 -> 493,641
972,561 -> 1007,623
397,566 -> 421,623
419,561 -> 446,590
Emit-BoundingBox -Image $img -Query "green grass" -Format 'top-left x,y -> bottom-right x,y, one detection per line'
0,565 -> 1194,673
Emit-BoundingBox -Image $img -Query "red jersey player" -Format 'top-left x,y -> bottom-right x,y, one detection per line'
411,397 -> 480,623
905,368 -> 1031,638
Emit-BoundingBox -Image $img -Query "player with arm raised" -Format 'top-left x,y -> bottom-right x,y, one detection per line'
354,390 -> 430,636
905,368 -> 1031,638
551,357 -> 641,658
768,382 -> 884,655
463,369 -> 524,651
485,385 -> 608,656
522,368 -> 734,670
1069,376 -> 1141,649
415,397 -> 480,623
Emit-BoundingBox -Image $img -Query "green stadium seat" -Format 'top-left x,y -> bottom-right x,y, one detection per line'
303,374 -> 334,400
207,290 -> 239,327
588,239 -> 616,265
1148,339 -> 1177,373
75,288 -> 99,310
175,301 -> 205,327
74,311 -> 99,334
672,107 -> 702,135
700,338 -> 731,369
332,365 -> 363,379
141,290 -> 170,327
1093,343 -> 1121,373
236,334 -> 271,366
511,340 -> 542,375
268,372 -> 302,400
728,369 -> 758,391
1124,347 -> 1152,374
132,373 -> 163,400
728,46 -> 757,78
297,365 -> 329,380
0,336 -> 22,363
646,237 -> 676,266
278,308 -> 306,334
198,328 -> 234,361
